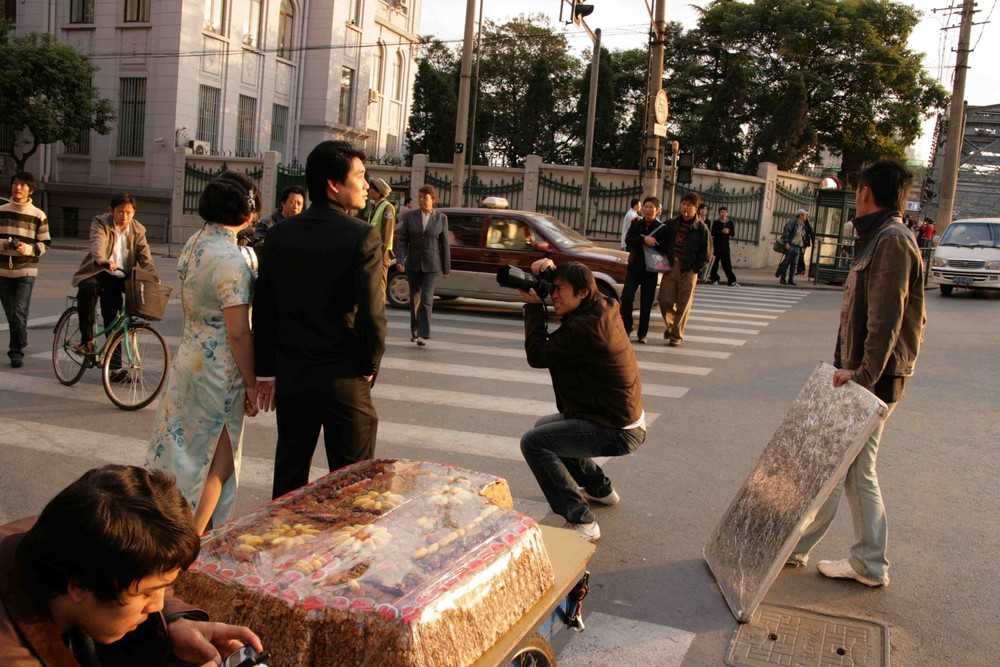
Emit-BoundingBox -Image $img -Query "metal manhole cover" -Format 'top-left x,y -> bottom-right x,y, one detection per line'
725,604 -> 888,667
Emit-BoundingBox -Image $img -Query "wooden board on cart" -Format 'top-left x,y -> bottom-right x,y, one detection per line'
474,525 -> 595,667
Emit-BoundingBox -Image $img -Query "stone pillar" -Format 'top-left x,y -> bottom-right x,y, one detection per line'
261,151 -> 280,209
523,154 -> 542,212
753,161 -> 780,269
170,147 -> 191,244
411,154 -> 427,194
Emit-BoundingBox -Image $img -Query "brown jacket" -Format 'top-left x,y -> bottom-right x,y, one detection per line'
0,520 -> 206,667
71,214 -> 155,288
836,210 -> 926,390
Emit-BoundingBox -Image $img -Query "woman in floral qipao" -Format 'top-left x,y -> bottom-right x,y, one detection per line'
146,171 -> 260,533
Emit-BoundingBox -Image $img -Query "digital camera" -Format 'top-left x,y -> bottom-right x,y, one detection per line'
496,265 -> 555,299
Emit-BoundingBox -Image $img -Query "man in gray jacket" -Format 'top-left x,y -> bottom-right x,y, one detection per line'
787,159 -> 926,587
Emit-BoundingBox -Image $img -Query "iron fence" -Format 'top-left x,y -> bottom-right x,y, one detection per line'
670,182 -> 765,244
183,162 -> 264,213
275,161 -> 306,209
425,172 -> 453,206
773,181 -> 817,236
537,174 -> 643,240
467,176 -> 525,211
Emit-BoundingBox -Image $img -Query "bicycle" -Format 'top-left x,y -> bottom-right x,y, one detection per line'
52,297 -> 170,411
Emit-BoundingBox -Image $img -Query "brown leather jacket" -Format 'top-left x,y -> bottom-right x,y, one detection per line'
0,520 -> 206,667
71,214 -> 155,288
836,210 -> 926,389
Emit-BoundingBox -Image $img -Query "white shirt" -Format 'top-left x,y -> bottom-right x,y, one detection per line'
110,225 -> 129,277
421,210 -> 431,232
620,208 -> 639,250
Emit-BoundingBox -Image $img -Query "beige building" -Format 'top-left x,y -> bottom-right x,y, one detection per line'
1,0 -> 421,240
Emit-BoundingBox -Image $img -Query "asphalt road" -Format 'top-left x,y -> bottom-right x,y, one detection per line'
1,248 -> 997,666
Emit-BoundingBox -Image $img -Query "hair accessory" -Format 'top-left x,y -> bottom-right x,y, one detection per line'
247,191 -> 257,213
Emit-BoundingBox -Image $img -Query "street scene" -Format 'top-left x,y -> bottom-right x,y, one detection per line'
1,248 -> 997,665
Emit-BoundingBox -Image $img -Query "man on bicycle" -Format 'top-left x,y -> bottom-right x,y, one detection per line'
71,194 -> 156,371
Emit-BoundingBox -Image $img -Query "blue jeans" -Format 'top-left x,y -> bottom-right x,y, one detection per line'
778,245 -> 801,282
789,403 -> 896,584
0,276 -> 35,360
520,413 -> 646,524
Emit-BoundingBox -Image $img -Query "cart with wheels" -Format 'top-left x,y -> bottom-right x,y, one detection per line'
475,525 -> 596,667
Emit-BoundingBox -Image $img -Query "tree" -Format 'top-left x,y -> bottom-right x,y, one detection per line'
572,46 -> 618,168
0,28 -> 114,170
405,39 -> 458,164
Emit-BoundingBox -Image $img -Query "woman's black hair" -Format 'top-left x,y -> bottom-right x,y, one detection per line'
198,170 -> 262,227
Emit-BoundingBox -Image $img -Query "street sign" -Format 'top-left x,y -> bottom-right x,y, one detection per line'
454,142 -> 464,154
653,123 -> 668,138
654,89 -> 669,125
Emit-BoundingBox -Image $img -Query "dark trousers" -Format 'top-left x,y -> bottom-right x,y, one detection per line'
407,269 -> 440,339
778,246 -> 801,282
0,276 -> 35,359
520,414 -> 645,524
271,378 -> 378,499
709,246 -> 738,284
620,270 -> 658,339
77,272 -> 125,343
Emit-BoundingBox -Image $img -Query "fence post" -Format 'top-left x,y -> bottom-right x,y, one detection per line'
523,154 -> 542,212
261,151 -> 280,208
411,154 -> 428,195
754,161 -> 779,268
170,147 -> 190,245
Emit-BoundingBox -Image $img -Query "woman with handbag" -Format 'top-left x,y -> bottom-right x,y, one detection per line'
146,171 -> 260,534
620,196 -> 671,343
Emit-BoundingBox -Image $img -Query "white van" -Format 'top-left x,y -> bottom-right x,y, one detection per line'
929,218 -> 1000,296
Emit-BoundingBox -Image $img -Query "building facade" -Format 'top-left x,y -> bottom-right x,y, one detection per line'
3,0 -> 421,240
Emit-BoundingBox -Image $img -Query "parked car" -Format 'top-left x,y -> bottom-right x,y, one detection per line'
386,204 -> 630,309
929,218 -> 1000,296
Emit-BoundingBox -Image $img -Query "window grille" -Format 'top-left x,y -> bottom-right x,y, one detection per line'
197,85 -> 221,149
64,128 -> 91,155
70,0 -> 95,23
237,95 -> 258,156
124,0 -> 149,22
117,77 -> 146,157
0,123 -> 14,154
270,104 -> 289,154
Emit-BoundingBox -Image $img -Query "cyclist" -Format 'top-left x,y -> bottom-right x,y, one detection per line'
71,194 -> 157,379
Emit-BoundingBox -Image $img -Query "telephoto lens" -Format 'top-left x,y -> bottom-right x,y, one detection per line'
496,265 -> 554,298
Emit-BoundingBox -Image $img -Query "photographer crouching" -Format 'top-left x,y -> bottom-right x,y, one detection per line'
511,259 -> 646,543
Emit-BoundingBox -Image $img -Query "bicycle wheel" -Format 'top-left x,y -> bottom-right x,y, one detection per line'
52,307 -> 88,386
102,323 -> 170,411
507,634 -> 557,667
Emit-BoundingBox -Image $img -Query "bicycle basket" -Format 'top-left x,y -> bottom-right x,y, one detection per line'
125,271 -> 172,320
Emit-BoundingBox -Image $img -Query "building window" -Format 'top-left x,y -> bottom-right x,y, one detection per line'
64,128 -> 91,155
0,123 -> 15,154
391,50 -> 404,100
386,133 -> 397,155
197,85 -> 221,150
70,0 -> 95,23
348,0 -> 361,24
277,0 -> 294,59
364,130 -> 378,157
0,0 -> 15,22
339,67 -> 355,125
204,0 -> 226,34
371,44 -> 384,93
243,0 -> 262,47
117,77 -> 146,157
237,94 -> 257,156
270,104 -> 288,154
123,0 -> 149,22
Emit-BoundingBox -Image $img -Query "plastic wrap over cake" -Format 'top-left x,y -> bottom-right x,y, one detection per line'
175,459 -> 554,667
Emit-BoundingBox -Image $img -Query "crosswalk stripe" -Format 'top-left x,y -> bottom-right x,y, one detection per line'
667,333 -> 745,346
694,293 -> 796,307
692,308 -> 778,320
689,299 -> 788,314
698,284 -> 809,298
688,314 -> 770,327
681,323 -> 760,335
631,345 -> 731,359
387,320 -> 523,341
387,310 -> 523,328
380,358 -> 688,398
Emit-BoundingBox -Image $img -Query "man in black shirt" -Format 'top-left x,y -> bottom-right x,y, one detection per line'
708,206 -> 740,286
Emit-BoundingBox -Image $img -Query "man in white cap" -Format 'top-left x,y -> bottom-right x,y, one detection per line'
775,209 -> 808,286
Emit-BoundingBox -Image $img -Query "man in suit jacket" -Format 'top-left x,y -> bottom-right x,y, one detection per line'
253,140 -> 387,500
395,184 -> 450,346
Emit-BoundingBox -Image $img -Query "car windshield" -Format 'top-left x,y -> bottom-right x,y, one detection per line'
939,222 -> 1000,247
528,214 -> 594,249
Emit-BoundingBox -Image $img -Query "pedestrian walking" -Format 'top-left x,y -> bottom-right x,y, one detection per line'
776,209 -> 808,285
696,203 -> 714,283
619,198 -> 641,251
708,206 -> 740,286
787,159 -> 926,587
620,196 -> 669,343
252,140 -> 386,500
796,215 -> 814,276
395,185 -> 450,347
0,171 -> 49,369
656,193 -> 710,346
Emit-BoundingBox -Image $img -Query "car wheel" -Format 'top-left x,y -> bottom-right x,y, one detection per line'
939,284 -> 953,296
597,281 -> 618,302
387,271 -> 411,309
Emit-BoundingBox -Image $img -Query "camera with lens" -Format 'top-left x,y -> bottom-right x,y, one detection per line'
222,646 -> 270,667
496,265 -> 555,299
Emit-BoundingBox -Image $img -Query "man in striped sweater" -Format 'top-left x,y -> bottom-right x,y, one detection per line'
0,172 -> 50,368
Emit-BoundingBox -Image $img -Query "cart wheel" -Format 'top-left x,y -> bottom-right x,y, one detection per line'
507,633 -> 556,667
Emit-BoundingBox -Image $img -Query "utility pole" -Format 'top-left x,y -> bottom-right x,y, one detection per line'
580,29 -> 601,234
452,0 -> 477,207
466,0 -> 486,205
641,0 -> 667,198
936,0 -> 975,234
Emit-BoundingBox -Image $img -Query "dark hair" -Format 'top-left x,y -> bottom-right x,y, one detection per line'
305,140 -> 366,203
404,196 -> 413,205
630,198 -> 641,208
718,206 -> 728,213
857,159 -> 913,212
12,171 -> 36,193
109,193 -> 137,210
697,203 -> 708,212
553,262 -> 599,304
17,466 -> 200,602
198,170 -> 262,227
418,184 -> 437,198
680,192 -> 702,206
642,196 -> 660,208
280,185 -> 306,204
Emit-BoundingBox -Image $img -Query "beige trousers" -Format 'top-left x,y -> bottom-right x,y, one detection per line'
657,263 -> 699,341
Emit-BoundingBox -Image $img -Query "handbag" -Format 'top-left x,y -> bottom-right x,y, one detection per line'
641,222 -> 671,272
773,238 -> 786,254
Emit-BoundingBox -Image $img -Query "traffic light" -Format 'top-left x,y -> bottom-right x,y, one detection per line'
677,151 -> 694,184
572,0 -> 594,26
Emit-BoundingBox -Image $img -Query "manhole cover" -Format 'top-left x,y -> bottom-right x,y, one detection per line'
725,604 -> 888,667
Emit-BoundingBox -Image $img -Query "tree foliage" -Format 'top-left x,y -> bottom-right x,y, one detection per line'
0,27 -> 114,170
405,39 -> 458,164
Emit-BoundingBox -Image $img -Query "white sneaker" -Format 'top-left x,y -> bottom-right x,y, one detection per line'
817,558 -> 886,587
579,488 -> 620,506
566,521 -> 601,543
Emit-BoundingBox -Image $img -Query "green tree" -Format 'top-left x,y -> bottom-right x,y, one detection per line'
515,57 -> 559,161
572,46 -> 618,168
405,39 -> 458,164
0,29 -> 114,170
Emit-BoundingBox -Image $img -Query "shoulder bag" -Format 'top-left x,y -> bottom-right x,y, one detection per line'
642,222 -> 672,273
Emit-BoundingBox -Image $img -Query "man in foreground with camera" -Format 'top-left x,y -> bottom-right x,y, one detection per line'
0,465 -> 263,666
517,259 -> 646,543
